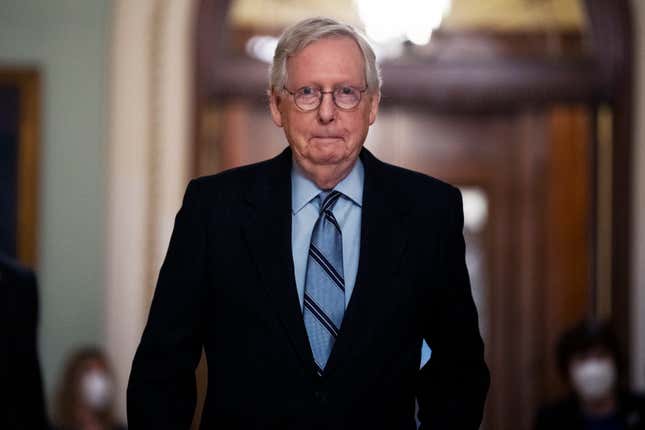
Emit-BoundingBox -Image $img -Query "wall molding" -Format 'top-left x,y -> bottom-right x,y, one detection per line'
106,0 -> 195,420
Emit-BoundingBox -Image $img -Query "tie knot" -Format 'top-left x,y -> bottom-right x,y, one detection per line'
318,190 -> 342,214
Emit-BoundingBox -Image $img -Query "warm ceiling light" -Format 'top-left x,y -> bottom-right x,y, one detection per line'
355,0 -> 451,46
245,35 -> 279,64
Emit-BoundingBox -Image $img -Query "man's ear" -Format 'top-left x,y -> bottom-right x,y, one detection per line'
269,90 -> 284,128
368,92 -> 380,125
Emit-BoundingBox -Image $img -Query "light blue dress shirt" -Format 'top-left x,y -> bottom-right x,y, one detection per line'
291,159 -> 363,309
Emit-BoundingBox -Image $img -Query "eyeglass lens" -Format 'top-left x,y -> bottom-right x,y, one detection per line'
294,86 -> 363,110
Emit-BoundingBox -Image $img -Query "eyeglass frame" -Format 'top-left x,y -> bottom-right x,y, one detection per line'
281,85 -> 369,112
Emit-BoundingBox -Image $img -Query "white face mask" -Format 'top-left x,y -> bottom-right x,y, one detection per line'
81,369 -> 113,411
570,357 -> 616,401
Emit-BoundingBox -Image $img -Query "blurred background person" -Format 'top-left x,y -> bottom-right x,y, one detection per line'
54,347 -> 125,430
535,320 -> 645,430
0,253 -> 50,429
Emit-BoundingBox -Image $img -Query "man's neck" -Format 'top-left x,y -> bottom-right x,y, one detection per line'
293,157 -> 357,190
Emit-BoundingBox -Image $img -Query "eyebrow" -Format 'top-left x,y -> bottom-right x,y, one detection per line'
294,82 -> 365,89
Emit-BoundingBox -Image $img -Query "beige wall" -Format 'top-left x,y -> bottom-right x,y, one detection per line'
107,0 -> 195,420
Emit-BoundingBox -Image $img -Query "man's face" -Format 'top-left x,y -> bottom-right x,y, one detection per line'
270,37 -> 379,179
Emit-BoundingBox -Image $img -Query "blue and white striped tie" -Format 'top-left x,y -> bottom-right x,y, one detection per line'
303,190 -> 345,376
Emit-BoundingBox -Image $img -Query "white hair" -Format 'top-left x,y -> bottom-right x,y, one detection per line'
269,17 -> 381,95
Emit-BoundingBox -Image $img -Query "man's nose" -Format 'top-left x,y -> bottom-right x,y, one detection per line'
317,92 -> 336,123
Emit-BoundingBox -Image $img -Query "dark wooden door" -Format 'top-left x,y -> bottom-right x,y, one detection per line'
366,104 -> 592,430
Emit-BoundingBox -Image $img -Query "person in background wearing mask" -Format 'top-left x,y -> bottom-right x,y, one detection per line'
54,347 -> 125,430
535,320 -> 645,430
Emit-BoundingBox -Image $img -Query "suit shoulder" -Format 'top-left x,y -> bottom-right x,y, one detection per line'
0,255 -> 38,320
0,254 -> 35,284
182,153 -> 288,208
377,158 -> 457,192
375,158 -> 461,209
191,156 -> 278,189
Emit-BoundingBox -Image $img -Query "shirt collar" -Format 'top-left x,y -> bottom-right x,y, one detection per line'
291,157 -> 364,214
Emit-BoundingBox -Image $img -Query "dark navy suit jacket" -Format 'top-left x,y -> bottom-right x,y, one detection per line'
127,148 -> 489,429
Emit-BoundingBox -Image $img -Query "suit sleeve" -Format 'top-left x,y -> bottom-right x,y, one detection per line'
127,180 -> 208,429
416,187 -> 490,429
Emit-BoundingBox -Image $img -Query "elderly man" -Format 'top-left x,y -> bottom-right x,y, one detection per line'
128,17 -> 489,430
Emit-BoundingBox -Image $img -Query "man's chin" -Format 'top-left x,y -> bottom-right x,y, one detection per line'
318,155 -> 346,165
299,149 -> 348,166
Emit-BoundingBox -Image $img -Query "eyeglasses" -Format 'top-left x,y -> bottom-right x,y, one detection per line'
282,85 -> 368,111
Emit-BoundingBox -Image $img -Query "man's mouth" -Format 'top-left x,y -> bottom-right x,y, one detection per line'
311,135 -> 344,142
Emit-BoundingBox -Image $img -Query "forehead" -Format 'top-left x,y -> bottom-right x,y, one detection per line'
286,36 -> 365,86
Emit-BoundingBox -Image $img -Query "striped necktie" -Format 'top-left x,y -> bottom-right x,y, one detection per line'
303,190 -> 345,376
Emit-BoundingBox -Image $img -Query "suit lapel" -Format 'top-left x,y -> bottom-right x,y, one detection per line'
240,148 -> 314,369
325,149 -> 410,375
